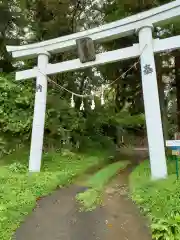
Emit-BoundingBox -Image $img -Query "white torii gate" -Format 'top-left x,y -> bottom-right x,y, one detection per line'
7,1 -> 180,179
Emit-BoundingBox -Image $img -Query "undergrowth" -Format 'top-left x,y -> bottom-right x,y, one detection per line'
76,161 -> 130,211
0,148 -> 108,240
129,159 -> 180,240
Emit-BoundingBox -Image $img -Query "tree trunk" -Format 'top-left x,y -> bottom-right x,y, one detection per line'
175,50 -> 180,132
156,55 -> 169,140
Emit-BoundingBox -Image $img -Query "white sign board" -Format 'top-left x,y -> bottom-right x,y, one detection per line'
166,140 -> 180,147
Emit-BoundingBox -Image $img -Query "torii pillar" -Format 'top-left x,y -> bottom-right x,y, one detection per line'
29,51 -> 50,172
137,25 -> 167,179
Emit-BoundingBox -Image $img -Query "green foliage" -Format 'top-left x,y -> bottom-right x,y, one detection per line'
76,161 -> 130,211
0,74 -> 104,153
0,0 -> 26,72
0,74 -> 145,157
25,0 -> 73,41
8,162 -> 27,173
0,147 -> 107,240
0,74 -> 33,155
130,160 -> 180,240
0,74 -> 33,133
86,161 -> 130,189
76,188 -> 102,212
151,216 -> 180,240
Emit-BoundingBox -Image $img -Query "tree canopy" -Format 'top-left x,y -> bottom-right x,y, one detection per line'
0,0 -> 179,155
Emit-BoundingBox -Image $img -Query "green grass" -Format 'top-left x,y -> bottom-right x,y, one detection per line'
129,158 -> 180,240
76,161 -> 130,211
0,148 -> 108,240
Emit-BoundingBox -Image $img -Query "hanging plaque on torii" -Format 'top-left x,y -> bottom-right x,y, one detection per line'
76,37 -> 96,63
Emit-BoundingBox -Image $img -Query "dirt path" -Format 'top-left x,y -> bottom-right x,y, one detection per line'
102,167 -> 151,240
14,167 -> 151,240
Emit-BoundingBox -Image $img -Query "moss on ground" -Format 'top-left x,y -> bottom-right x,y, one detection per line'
76,161 -> 130,211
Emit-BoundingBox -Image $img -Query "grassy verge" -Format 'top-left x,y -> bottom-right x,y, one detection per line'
0,148 -> 108,240
76,161 -> 130,211
129,159 -> 180,240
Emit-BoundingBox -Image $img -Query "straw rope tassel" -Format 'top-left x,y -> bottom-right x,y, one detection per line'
71,94 -> 75,108
101,85 -> 105,105
80,98 -> 84,111
91,91 -> 95,110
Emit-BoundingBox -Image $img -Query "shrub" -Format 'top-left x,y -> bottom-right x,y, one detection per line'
130,160 -> 180,240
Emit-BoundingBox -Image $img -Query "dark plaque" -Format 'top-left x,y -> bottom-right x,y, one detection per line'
76,37 -> 96,63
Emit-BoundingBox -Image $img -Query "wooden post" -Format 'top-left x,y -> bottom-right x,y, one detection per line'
29,51 -> 50,172
137,25 -> 167,179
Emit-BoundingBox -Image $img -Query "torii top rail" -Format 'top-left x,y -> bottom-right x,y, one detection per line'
7,1 -> 180,82
7,1 -> 180,58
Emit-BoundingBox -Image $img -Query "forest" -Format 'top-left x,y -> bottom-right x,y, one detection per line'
1,0 -> 180,153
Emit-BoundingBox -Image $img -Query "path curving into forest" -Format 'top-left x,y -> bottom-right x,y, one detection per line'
13,166 -> 151,240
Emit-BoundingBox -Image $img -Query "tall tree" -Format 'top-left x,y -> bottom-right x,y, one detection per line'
0,0 -> 26,72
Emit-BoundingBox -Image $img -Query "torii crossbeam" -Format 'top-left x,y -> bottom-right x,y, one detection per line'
7,1 -> 180,179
